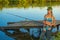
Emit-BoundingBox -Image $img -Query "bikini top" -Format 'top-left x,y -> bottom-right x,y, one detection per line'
45,18 -> 52,22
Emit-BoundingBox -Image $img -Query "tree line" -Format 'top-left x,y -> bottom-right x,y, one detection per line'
0,0 -> 60,9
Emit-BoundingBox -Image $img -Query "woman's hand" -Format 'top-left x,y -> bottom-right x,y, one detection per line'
45,21 -> 52,26
52,23 -> 56,27
48,28 -> 51,30
43,30 -> 46,32
43,28 -> 46,32
43,21 -> 56,27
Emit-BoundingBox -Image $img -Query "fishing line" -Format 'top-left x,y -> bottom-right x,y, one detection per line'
6,13 -> 43,24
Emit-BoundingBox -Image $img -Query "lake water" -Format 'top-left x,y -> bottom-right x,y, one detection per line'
0,6 -> 60,40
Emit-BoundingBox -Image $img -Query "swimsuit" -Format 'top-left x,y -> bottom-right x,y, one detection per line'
43,18 -> 52,30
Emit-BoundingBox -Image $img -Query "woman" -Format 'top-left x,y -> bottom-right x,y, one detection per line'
40,7 -> 56,40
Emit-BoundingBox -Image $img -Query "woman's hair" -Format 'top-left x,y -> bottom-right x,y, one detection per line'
47,10 -> 53,17
51,11 -> 53,17
47,7 -> 53,17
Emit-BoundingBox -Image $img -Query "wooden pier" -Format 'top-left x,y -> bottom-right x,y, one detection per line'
0,20 -> 60,40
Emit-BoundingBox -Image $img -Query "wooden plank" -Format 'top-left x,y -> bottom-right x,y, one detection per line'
0,26 -> 43,30
0,24 -> 60,30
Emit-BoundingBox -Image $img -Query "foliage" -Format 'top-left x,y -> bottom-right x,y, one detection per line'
0,0 -> 60,9
54,32 -> 60,40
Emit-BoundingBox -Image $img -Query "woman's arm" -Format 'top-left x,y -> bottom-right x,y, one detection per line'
52,16 -> 56,26
43,15 -> 47,26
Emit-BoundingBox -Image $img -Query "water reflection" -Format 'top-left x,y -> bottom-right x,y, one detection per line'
0,31 -> 14,40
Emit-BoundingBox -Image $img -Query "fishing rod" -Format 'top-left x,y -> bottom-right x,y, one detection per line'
6,13 -> 43,24
7,13 -> 35,21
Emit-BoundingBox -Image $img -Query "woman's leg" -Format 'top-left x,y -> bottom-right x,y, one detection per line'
46,30 -> 52,40
46,29 -> 55,40
40,31 -> 46,40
